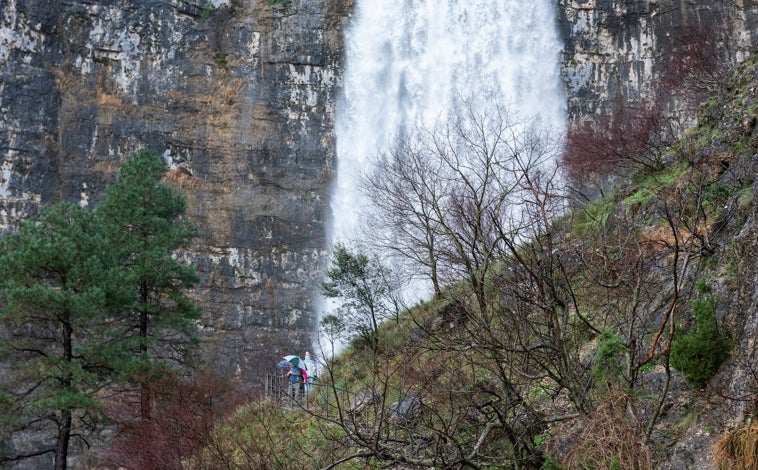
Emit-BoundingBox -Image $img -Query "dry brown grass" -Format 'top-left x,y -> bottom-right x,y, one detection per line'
563,387 -> 652,470
638,221 -> 711,258
713,422 -> 758,470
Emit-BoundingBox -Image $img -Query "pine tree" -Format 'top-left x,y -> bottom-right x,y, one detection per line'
0,203 -> 122,470
96,149 -> 202,420
321,243 -> 396,353
0,150 -> 202,467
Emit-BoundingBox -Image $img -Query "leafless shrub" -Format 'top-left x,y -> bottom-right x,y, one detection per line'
561,19 -> 726,186
563,387 -> 652,470
107,369 -> 243,470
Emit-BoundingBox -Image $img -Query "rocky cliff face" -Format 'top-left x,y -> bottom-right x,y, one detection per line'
557,0 -> 758,127
0,0 -> 352,383
2,0 -> 757,385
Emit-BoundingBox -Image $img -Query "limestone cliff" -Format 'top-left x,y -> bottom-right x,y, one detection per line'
558,0 -> 758,127
0,0 -> 352,383
3,0 -> 758,395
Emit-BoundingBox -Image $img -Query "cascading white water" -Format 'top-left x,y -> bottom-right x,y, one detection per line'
331,0 -> 566,249
322,0 -> 566,330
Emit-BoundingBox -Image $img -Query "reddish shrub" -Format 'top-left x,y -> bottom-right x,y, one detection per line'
561,19 -> 723,185
106,369 -> 244,470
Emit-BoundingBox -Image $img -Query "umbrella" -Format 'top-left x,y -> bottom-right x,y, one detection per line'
276,359 -> 290,369
283,355 -> 308,372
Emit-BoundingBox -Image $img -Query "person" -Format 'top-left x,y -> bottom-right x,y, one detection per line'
286,361 -> 303,405
303,351 -> 318,394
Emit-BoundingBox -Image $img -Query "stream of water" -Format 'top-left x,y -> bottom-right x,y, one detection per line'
325,0 -> 567,325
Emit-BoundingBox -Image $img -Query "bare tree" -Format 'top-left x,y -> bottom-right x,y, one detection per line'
349,100 -> 568,467
365,100 -> 559,311
363,131 -> 450,299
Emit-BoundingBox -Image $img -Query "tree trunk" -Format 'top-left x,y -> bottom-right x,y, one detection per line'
140,280 -> 151,420
54,410 -> 72,470
57,311 -> 74,470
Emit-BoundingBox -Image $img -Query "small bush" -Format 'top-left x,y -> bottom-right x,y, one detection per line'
670,296 -> 730,388
591,330 -> 628,385
541,456 -> 562,469
200,3 -> 215,19
213,51 -> 228,68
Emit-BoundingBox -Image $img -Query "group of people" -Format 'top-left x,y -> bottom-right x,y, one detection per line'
285,351 -> 319,405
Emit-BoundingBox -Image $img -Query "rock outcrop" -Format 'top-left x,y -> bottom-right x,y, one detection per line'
0,0 -> 352,383
557,0 -> 758,127
3,0 -> 758,391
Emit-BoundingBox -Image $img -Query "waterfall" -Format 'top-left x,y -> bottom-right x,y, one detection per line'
328,0 -> 566,302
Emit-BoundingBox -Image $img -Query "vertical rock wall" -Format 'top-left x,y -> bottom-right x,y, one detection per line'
0,0 -> 352,384
557,0 -> 758,128
4,0 -> 758,394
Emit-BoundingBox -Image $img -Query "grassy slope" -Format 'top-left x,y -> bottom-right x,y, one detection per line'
195,56 -> 758,469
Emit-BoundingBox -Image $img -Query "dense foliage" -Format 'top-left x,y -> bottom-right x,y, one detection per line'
671,296 -> 730,388
0,203 -> 120,469
97,149 -> 202,419
321,243 -> 397,352
0,150 -> 201,469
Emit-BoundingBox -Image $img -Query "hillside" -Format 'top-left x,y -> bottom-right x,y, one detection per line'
179,53 -> 758,470
3,0 -> 758,393
4,1 -> 758,468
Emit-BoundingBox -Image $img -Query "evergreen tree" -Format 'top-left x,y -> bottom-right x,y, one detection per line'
96,149 -> 202,419
0,150 -> 202,467
0,203 -> 123,470
321,243 -> 396,353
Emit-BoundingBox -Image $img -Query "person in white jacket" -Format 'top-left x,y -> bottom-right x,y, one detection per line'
303,351 -> 318,394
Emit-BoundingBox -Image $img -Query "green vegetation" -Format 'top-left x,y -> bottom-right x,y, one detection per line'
97,149 -> 201,418
200,2 -> 215,19
623,163 -> 688,206
0,203 -> 120,468
592,330 -> 629,385
670,296 -> 730,388
0,150 -> 201,468
574,196 -> 614,234
213,50 -> 228,68
321,243 -> 397,353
